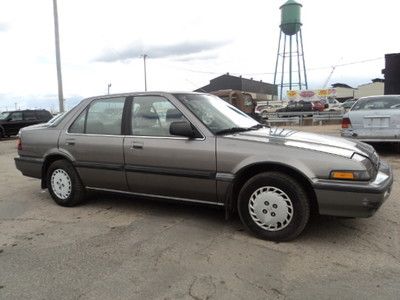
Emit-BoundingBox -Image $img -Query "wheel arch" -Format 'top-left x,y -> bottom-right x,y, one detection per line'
227,162 -> 319,217
41,153 -> 74,189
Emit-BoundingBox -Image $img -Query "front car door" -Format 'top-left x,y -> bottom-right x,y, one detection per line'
59,96 -> 128,191
123,94 -> 217,203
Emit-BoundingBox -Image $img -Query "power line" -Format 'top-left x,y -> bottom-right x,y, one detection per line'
158,56 -> 384,77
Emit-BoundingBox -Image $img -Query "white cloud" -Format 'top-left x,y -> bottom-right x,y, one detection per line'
0,0 -> 399,111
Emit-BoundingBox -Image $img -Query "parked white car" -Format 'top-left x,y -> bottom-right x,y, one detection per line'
341,95 -> 400,142
322,98 -> 343,112
256,102 -> 287,118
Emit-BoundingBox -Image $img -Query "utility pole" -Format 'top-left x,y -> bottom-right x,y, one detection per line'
141,54 -> 148,91
107,83 -> 112,95
53,0 -> 64,112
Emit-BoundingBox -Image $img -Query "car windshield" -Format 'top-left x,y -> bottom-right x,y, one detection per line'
0,112 -> 10,120
174,93 -> 260,134
351,97 -> 400,111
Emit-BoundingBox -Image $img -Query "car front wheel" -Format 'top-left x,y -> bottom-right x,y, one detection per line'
47,160 -> 86,207
238,172 -> 310,241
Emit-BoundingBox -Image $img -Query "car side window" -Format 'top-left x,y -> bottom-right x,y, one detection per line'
23,111 -> 36,121
69,109 -> 87,134
36,111 -> 51,121
132,96 -> 187,137
10,112 -> 23,121
69,97 -> 125,135
85,97 -> 125,135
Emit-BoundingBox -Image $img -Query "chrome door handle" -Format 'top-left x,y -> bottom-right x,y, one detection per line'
131,142 -> 143,149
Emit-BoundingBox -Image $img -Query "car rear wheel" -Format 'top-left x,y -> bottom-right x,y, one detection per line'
238,172 -> 310,241
47,160 -> 86,207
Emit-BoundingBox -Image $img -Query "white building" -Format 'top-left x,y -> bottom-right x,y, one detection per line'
331,79 -> 384,101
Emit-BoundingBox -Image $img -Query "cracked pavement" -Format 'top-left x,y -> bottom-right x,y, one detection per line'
0,126 -> 399,299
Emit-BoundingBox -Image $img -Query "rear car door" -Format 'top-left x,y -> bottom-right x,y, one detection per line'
59,96 -> 128,191
123,95 -> 217,202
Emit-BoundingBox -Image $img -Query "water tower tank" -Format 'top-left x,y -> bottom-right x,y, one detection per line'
280,0 -> 302,36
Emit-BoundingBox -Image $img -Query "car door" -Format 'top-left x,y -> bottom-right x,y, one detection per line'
59,96 -> 128,191
123,95 -> 217,202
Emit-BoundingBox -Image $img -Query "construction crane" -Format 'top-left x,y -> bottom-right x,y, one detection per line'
322,66 -> 336,88
322,57 -> 343,88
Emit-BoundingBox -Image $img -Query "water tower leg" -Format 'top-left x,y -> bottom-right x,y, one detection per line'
280,34 -> 287,101
300,28 -> 308,89
296,32 -> 302,90
289,35 -> 292,91
273,31 -> 282,100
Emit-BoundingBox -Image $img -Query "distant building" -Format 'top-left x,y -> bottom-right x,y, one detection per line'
355,79 -> 384,98
331,83 -> 355,101
382,53 -> 400,95
331,79 -> 384,102
195,73 -> 278,101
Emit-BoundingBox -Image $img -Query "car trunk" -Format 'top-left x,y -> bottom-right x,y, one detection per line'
349,109 -> 400,139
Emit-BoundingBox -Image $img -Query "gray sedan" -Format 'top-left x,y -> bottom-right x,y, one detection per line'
342,95 -> 400,142
15,92 -> 393,241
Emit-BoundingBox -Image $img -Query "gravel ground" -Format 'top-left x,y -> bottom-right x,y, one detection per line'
0,126 -> 399,299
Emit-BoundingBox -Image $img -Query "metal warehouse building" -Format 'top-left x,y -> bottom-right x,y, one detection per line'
195,73 -> 278,101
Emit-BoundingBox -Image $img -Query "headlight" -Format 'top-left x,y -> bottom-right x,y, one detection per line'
330,153 -> 374,181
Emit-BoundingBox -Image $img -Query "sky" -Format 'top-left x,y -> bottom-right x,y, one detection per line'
0,0 -> 399,112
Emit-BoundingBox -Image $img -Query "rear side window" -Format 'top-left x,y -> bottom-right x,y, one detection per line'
23,111 -> 36,121
352,97 -> 400,111
69,110 -> 86,133
36,110 -> 52,121
69,97 -> 125,135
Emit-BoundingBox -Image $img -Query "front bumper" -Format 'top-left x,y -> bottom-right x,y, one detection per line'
15,156 -> 43,179
313,160 -> 393,217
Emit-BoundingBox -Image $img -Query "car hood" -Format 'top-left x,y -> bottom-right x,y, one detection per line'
225,127 -> 377,159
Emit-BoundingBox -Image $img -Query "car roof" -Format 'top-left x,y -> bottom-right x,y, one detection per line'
359,95 -> 400,100
87,91 -> 204,99
1,109 -> 49,113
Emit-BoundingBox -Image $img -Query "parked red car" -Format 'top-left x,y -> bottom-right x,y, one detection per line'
311,101 -> 325,112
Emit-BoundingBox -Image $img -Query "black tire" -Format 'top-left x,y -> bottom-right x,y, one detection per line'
238,172 -> 310,242
46,159 -> 86,207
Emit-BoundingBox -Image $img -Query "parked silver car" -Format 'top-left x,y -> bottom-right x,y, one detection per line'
15,92 -> 393,241
342,95 -> 400,142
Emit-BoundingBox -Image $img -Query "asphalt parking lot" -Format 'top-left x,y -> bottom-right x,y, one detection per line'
0,126 -> 399,299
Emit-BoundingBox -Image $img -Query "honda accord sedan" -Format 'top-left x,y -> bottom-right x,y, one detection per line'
15,92 -> 393,241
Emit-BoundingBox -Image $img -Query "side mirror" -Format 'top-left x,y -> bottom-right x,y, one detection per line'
169,121 -> 201,139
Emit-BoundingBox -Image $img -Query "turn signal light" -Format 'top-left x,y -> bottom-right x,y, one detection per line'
342,117 -> 351,129
330,171 -> 355,180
